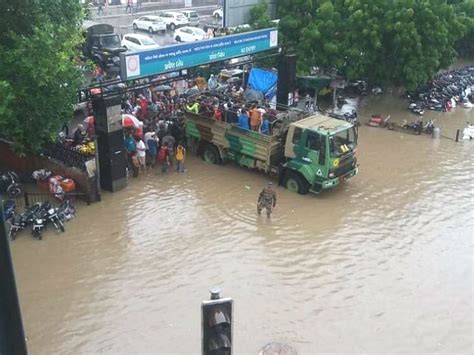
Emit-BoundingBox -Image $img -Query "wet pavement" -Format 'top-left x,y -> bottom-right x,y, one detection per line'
99,5 -> 220,47
10,92 -> 474,354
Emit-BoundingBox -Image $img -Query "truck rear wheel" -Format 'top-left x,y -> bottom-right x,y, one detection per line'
202,144 -> 221,164
284,172 -> 309,195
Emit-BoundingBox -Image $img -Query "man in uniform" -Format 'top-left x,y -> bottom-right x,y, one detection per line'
257,182 -> 277,218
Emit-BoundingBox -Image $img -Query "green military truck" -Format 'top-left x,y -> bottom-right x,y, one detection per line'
185,111 -> 358,194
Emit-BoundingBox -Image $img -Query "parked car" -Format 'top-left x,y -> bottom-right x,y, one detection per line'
132,16 -> 167,34
122,33 -> 160,52
157,11 -> 189,30
174,26 -> 207,42
82,21 -> 125,73
180,10 -> 200,26
213,7 -> 223,19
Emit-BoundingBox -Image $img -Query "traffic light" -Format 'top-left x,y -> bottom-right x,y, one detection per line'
202,288 -> 233,355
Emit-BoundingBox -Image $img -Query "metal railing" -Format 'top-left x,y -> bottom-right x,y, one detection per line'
2,192 -> 88,211
42,142 -> 95,171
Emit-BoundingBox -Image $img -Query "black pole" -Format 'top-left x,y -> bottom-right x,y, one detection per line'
93,135 -> 102,202
0,198 -> 28,355
455,129 -> 460,142
223,0 -> 227,27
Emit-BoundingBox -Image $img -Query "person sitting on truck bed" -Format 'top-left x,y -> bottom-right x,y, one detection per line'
260,115 -> 270,135
213,106 -> 222,121
249,104 -> 262,131
238,109 -> 250,130
186,102 -> 199,114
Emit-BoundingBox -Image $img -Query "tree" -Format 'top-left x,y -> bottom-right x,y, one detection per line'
452,0 -> 474,57
249,0 -> 273,29
278,0 -> 469,89
0,1 -> 85,153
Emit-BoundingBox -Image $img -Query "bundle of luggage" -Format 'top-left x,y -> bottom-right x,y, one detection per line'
32,169 -> 76,198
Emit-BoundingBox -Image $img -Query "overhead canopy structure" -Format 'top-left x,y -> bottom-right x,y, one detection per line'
297,75 -> 333,92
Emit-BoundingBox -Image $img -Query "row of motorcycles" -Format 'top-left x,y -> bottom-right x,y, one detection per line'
3,199 -> 76,240
368,114 -> 435,135
407,66 -> 474,115
401,119 -> 435,135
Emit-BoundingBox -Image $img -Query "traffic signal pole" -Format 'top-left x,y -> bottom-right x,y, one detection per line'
0,198 -> 28,355
202,287 -> 233,355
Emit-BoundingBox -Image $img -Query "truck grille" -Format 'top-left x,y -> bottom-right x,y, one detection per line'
334,158 -> 354,177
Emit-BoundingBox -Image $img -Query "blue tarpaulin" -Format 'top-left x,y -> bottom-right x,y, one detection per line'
247,68 -> 278,100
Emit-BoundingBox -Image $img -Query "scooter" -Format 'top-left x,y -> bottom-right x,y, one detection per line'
0,171 -> 23,198
462,122 -> 474,140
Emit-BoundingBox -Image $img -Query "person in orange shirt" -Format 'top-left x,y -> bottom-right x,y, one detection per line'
249,104 -> 261,131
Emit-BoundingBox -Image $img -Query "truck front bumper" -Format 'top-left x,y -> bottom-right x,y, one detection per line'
322,167 -> 358,189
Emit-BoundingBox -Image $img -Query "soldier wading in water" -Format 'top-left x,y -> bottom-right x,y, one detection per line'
257,182 -> 277,218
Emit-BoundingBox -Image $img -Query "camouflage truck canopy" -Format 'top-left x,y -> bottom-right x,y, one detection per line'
291,115 -> 353,135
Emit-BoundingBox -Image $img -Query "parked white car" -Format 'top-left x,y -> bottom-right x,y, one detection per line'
174,26 -> 207,42
122,33 -> 160,52
157,11 -> 189,30
180,10 -> 200,26
213,7 -> 223,19
132,16 -> 167,34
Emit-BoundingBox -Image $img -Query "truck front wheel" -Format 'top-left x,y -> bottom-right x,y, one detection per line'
284,172 -> 309,195
202,144 -> 221,164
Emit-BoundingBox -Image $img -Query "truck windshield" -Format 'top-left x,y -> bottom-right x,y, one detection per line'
100,35 -> 120,47
329,128 -> 356,157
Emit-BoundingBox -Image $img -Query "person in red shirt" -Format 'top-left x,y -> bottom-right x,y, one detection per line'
213,106 -> 222,121
139,95 -> 149,117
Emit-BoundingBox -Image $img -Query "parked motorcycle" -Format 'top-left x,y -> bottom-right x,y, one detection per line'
57,199 -> 76,223
402,119 -> 423,135
423,120 -> 435,134
0,171 -> 23,198
41,201 -> 65,233
9,203 -> 40,240
2,199 -> 16,220
328,110 -> 360,126
367,114 -> 393,129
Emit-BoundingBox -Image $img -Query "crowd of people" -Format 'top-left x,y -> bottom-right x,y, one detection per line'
119,73 -> 281,177
122,91 -> 188,178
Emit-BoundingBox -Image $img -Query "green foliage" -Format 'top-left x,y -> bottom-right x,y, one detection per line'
0,0 -> 84,153
278,0 -> 470,89
249,0 -> 273,30
453,0 -> 474,56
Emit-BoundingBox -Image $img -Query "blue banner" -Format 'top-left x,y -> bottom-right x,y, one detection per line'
121,28 -> 278,80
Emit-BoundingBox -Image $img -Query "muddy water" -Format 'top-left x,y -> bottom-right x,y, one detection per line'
11,93 -> 473,354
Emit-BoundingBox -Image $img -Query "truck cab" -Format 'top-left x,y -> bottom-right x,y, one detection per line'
82,21 -> 125,73
282,116 -> 358,194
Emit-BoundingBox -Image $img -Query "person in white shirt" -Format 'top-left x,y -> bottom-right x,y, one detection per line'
136,137 -> 146,173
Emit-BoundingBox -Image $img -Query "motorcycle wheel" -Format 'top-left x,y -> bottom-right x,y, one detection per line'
55,219 -> 65,232
9,229 -> 17,240
33,230 -> 42,240
7,184 -> 23,198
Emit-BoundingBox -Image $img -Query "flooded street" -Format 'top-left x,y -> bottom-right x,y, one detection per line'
11,93 -> 473,354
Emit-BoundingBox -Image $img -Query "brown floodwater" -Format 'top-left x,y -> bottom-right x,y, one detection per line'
10,92 -> 474,354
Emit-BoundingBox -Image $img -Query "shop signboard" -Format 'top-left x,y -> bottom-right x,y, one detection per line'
120,28 -> 278,80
